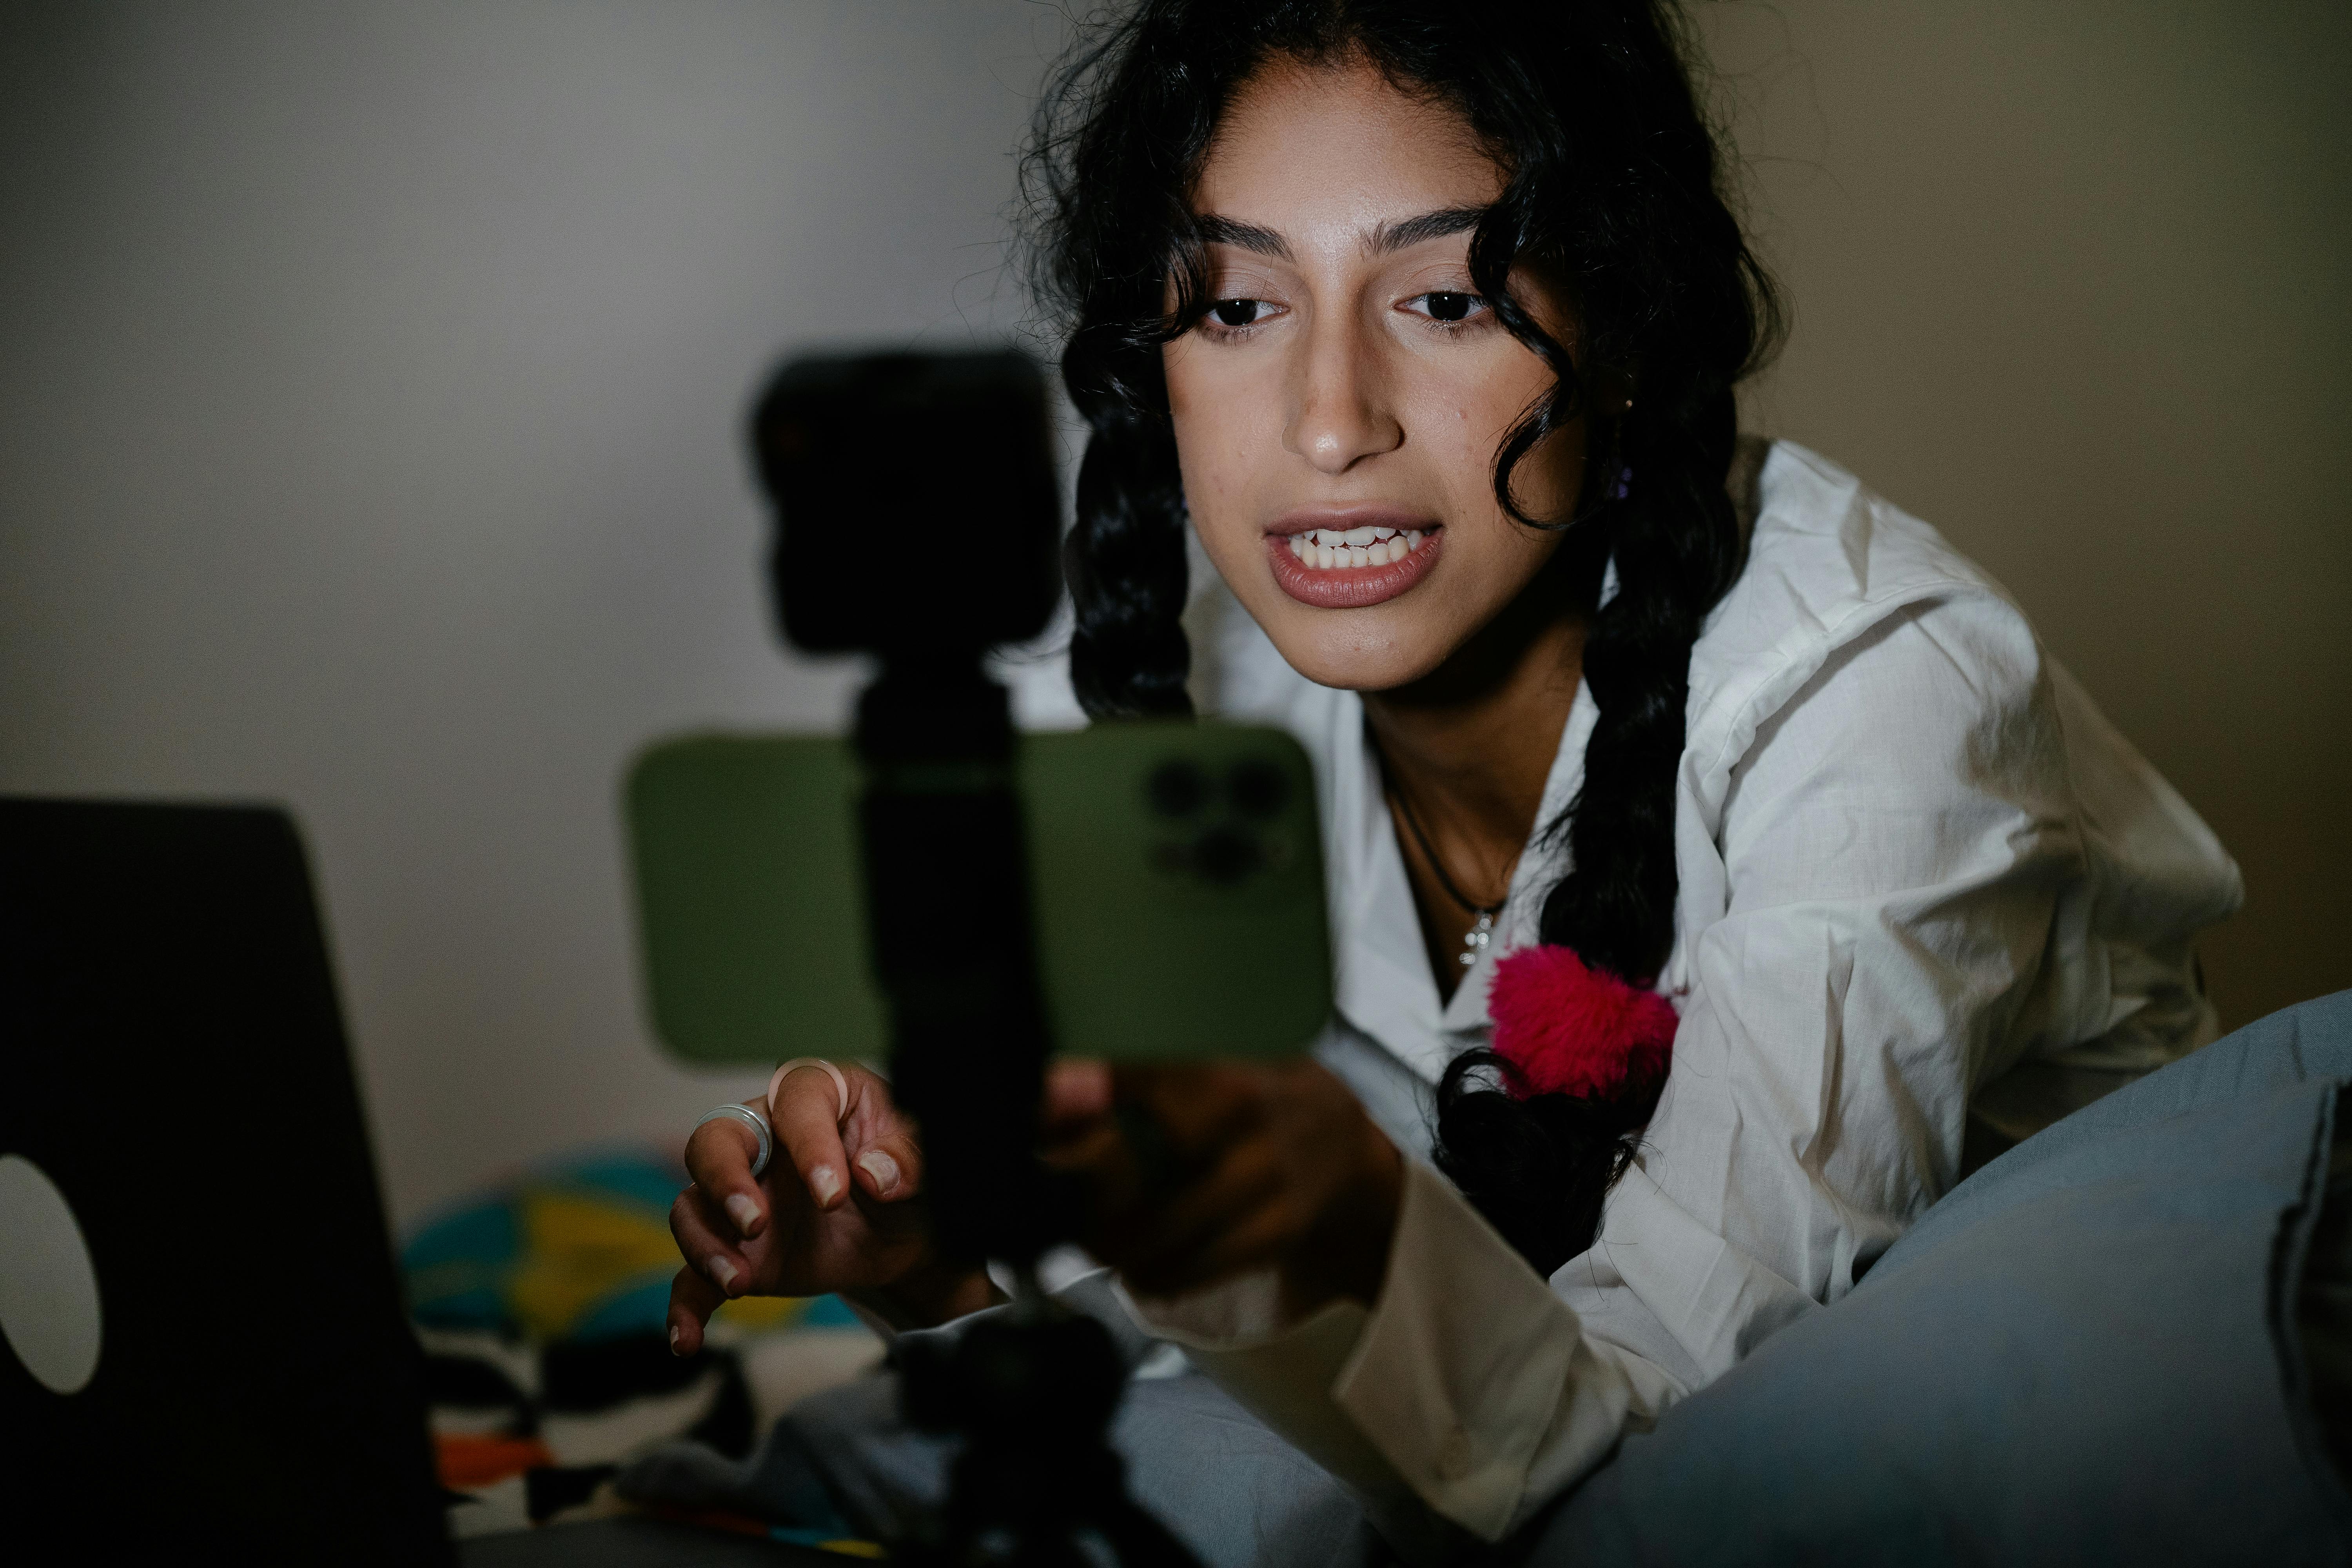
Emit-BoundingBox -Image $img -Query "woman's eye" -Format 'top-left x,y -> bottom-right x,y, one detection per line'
1210,298 -> 1268,328
1408,291 -> 1486,324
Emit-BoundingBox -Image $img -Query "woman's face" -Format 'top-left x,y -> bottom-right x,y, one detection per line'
1163,56 -> 1585,693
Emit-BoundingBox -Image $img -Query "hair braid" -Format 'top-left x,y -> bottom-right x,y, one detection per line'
1442,391 -> 1746,1272
1064,388 -> 1194,719
1543,394 -> 1743,979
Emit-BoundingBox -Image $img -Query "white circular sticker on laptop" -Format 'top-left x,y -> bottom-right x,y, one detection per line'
0,1153 -> 103,1394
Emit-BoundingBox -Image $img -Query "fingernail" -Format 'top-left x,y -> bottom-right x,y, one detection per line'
668,1323 -> 683,1356
858,1149 -> 901,1195
725,1193 -> 761,1235
809,1164 -> 843,1206
708,1255 -> 740,1293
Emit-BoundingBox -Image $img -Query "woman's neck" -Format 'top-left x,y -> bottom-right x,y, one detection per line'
1364,544 -> 1593,993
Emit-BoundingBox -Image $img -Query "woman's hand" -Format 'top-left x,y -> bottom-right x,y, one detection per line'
666,1062 -> 992,1355
1040,1058 -> 1405,1322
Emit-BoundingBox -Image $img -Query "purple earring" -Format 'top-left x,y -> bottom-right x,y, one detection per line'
1609,465 -> 1633,502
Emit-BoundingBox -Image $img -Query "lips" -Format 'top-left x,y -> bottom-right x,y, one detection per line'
1266,520 -> 1443,609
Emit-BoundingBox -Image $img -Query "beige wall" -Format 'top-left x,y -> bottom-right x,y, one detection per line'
2,2 -> 2343,1229
1700,0 -> 2351,1028
0,1 -> 1082,1228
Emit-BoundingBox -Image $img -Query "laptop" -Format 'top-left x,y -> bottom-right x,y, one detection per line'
0,798 -> 454,1559
0,798 -> 849,1566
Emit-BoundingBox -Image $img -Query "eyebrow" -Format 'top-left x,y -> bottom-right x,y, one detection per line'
1366,206 -> 1487,254
1194,213 -> 1292,260
1191,205 -> 1489,264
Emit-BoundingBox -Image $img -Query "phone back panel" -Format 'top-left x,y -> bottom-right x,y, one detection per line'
626,722 -> 1331,1065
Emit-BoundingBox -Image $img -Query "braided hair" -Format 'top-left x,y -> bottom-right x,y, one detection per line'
1022,0 -> 1782,1278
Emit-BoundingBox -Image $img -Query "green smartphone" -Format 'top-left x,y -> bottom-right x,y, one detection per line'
624,720 -> 1331,1065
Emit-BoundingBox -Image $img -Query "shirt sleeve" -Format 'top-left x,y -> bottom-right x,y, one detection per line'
1136,589 -> 2102,1545
1626,591 -> 2080,1313
1130,1157 -> 1683,1550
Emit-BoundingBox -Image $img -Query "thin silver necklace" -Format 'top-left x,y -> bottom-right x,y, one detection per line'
1387,779 -> 1508,969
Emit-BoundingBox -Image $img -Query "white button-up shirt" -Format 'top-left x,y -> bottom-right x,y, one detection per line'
1135,439 -> 2243,1545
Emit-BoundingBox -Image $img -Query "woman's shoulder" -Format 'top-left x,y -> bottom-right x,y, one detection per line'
1686,440 -> 2034,766
1703,440 -> 2024,674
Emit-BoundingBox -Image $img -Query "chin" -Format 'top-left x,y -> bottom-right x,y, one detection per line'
1260,615 -> 1452,694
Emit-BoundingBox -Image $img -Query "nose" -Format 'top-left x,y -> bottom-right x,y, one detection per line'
1282,310 -> 1401,475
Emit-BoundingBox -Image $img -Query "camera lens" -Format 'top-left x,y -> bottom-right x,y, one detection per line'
1146,760 -> 1209,818
1191,827 -> 1261,885
1225,758 -> 1289,819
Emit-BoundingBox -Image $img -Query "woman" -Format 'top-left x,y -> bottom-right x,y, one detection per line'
665,0 -> 2240,1551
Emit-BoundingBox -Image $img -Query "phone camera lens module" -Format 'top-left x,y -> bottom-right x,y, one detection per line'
1225,759 -> 1289,820
1147,760 -> 1209,818
1191,827 -> 1261,885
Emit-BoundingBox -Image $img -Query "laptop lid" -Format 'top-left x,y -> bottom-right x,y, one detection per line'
0,798 -> 452,1561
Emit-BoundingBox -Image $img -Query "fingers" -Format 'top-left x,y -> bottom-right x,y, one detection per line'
1116,1136 -> 1290,1294
1043,1058 -> 1112,1130
1081,1062 -> 1385,1301
1114,1063 -> 1263,1160
770,1063 -> 855,1212
683,1111 -> 768,1241
670,1185 -> 750,1302
829,1065 -> 923,1203
847,1123 -> 923,1203
1123,1194 -> 1298,1299
667,1265 -> 726,1357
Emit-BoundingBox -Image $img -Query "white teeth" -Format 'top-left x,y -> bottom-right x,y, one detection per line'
1289,530 -> 1428,569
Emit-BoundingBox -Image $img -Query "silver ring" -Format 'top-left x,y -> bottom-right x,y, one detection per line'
695,1102 -> 773,1180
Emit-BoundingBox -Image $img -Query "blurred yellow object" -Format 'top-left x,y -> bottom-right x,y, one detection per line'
504,1184 -> 814,1341
714,1294 -> 804,1330
508,1188 -> 680,1341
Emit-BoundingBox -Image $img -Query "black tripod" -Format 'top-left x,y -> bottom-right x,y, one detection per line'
757,352 -> 1203,1568
857,659 -> 1198,1568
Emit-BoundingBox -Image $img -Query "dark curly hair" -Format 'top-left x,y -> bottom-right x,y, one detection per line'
1022,0 -> 1781,1278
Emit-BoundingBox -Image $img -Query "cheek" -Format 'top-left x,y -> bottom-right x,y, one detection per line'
1165,350 -> 1264,537
1403,370 -> 1518,520
1413,358 -> 1583,524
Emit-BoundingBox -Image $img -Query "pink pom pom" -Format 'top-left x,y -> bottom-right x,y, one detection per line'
1486,945 -> 1678,1100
